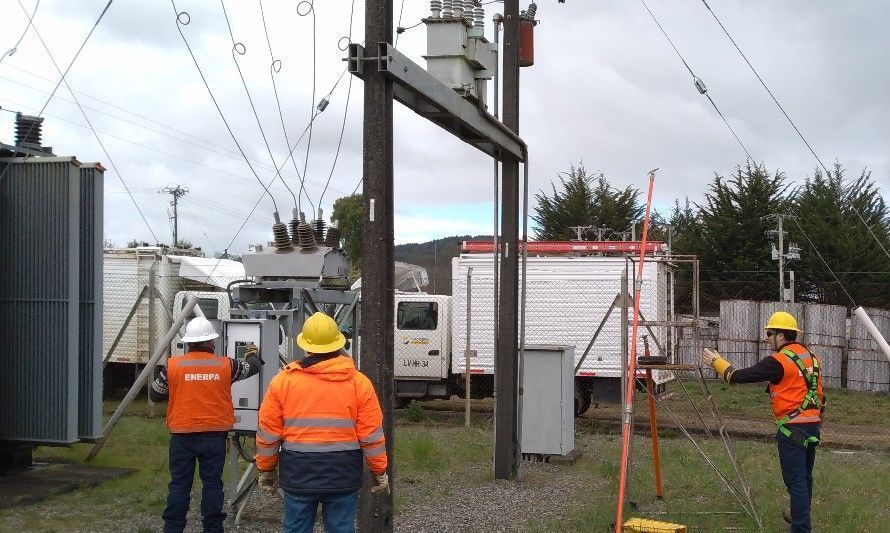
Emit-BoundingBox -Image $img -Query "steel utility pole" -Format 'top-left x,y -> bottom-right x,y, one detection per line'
764,214 -> 800,302
568,225 -> 592,241
358,0 -> 394,530
159,185 -> 188,246
495,0 -> 521,481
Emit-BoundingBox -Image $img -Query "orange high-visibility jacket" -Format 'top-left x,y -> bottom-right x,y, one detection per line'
166,351 -> 234,433
768,343 -> 824,424
255,354 -> 388,494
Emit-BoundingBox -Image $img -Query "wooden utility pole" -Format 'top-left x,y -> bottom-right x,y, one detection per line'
494,0 -> 521,481
357,0 -> 395,531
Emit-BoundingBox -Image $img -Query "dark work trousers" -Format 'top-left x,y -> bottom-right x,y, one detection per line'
163,433 -> 227,533
776,423 -> 820,533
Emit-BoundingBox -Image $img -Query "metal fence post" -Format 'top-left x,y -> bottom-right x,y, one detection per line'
465,267 -> 473,427
147,263 -> 157,417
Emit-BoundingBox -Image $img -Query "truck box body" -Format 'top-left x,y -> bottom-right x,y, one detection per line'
102,247 -> 208,365
450,254 -> 672,379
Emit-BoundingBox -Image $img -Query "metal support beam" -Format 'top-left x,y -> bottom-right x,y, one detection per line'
494,0 -> 521,481
102,284 -> 149,366
349,44 -> 524,161
357,0 -> 394,530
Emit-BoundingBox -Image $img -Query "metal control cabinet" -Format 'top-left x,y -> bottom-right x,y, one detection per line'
224,319 -> 279,433
520,345 -> 575,456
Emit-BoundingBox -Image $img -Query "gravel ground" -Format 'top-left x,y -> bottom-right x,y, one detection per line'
127,446 -> 600,532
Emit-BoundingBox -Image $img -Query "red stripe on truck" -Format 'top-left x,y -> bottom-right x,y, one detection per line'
469,369 -> 485,374
578,371 -> 596,376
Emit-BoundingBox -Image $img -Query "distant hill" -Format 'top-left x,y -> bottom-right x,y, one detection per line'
394,235 -> 492,295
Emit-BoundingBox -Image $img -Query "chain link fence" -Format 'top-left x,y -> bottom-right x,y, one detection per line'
677,300 -> 889,391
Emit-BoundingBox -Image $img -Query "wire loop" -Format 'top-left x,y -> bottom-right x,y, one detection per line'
176,11 -> 190,25
296,1 -> 313,16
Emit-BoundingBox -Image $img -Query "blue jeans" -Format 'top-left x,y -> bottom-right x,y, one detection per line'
777,423 -> 819,533
162,433 -> 227,533
282,490 -> 358,533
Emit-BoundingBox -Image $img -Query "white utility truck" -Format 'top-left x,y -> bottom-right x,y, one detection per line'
392,247 -> 676,415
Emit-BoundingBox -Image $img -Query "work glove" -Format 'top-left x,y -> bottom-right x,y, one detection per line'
258,470 -> 278,492
244,344 -> 258,359
701,348 -> 721,367
371,473 -> 390,495
703,348 -> 734,382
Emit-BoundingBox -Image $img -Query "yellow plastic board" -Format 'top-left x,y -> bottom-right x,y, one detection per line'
623,517 -> 687,533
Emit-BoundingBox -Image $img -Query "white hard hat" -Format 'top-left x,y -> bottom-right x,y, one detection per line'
181,317 -> 219,343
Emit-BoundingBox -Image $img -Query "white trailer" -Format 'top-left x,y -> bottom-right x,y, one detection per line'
393,253 -> 675,415
102,247 -> 212,368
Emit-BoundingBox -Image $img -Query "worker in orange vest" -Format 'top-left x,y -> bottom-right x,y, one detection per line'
149,316 -> 262,533
254,312 -> 389,533
703,311 -> 825,533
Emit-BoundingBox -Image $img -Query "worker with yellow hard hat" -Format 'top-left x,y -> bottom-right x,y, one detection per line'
703,311 -> 825,533
255,312 -> 389,532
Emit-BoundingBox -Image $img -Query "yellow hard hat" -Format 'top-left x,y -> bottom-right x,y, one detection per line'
764,311 -> 800,332
297,312 -> 346,354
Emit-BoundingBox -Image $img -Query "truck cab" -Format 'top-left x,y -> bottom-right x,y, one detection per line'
393,293 -> 452,403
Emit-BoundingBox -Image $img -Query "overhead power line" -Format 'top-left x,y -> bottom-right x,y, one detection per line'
0,76 -> 325,196
297,0 -> 319,216
219,0 -> 298,211
18,2 -> 160,242
790,217 -> 857,307
259,0 -> 314,216
0,63 -> 241,155
1,0 -> 40,64
317,0 -> 357,209
0,0 -> 114,186
638,0 -> 753,161
697,0 -> 890,262
169,0 -> 280,215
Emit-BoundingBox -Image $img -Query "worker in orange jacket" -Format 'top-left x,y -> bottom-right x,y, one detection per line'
255,312 -> 389,533
703,311 -> 825,533
149,316 -> 261,533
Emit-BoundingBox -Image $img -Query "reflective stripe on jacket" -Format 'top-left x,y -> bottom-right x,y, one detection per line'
166,351 -> 234,433
255,354 -> 388,494
768,343 -> 824,424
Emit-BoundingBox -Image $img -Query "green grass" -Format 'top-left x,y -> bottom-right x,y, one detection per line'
532,430 -> 889,532
0,412 -> 172,531
658,380 -> 888,428
403,401 -> 429,423
1,398 -> 886,532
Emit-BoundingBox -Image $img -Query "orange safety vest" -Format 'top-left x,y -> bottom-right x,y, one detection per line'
166,351 -> 234,433
768,343 -> 824,425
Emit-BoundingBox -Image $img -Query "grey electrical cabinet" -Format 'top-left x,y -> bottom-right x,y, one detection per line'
520,345 -> 575,456
224,319 -> 280,433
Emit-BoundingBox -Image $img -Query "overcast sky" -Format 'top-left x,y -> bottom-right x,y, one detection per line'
1,1 -> 887,251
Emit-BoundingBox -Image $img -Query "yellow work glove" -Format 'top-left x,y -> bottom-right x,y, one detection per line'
244,343 -> 258,359
702,348 -> 733,382
258,470 -> 278,492
371,473 -> 390,495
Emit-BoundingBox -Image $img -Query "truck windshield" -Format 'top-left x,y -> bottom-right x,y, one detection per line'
182,297 -> 219,320
397,302 -> 438,330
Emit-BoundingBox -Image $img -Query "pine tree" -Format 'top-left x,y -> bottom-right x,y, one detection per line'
696,162 -> 795,309
794,164 -> 890,307
532,164 -> 642,240
532,164 -> 598,240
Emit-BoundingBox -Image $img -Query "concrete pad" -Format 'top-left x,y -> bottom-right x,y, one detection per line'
0,461 -> 135,509
548,448 -> 584,466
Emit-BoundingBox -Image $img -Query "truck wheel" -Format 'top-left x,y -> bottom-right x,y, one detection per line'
394,396 -> 410,409
574,388 -> 592,417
